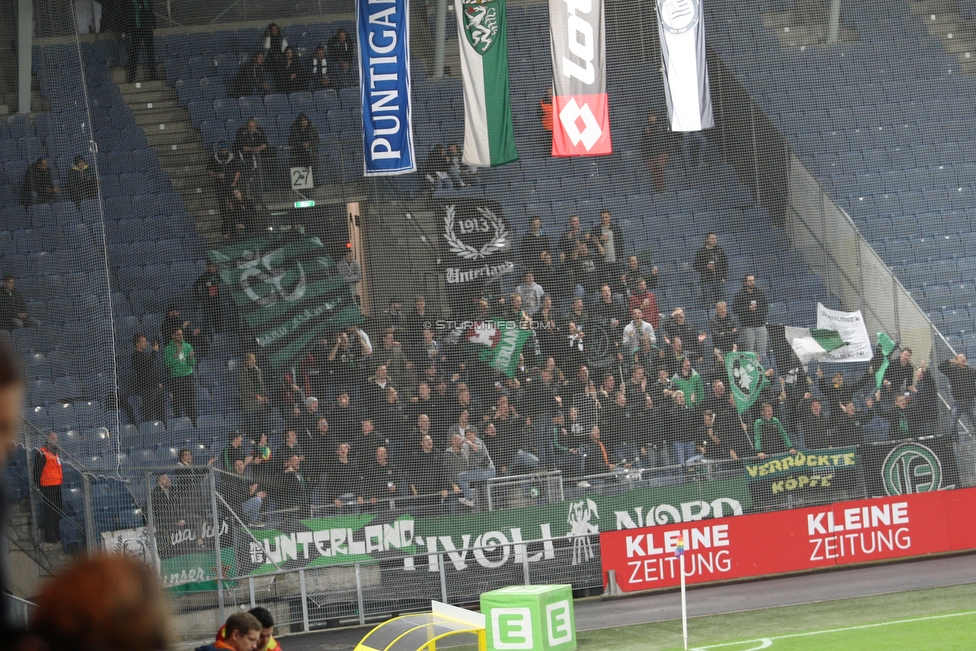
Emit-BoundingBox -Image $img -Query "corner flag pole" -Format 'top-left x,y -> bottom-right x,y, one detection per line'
677,535 -> 688,650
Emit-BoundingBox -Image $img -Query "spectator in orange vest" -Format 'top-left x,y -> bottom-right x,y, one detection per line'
200,612 -> 262,651
33,431 -> 63,544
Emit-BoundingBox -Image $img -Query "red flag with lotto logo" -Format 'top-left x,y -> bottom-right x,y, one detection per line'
549,0 -> 612,157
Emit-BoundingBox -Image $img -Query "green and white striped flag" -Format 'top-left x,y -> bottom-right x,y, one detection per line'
209,234 -> 363,371
464,319 -> 532,378
455,0 -> 519,167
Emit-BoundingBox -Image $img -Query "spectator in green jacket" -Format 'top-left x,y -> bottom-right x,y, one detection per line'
164,329 -> 196,425
753,403 -> 794,459
671,357 -> 705,408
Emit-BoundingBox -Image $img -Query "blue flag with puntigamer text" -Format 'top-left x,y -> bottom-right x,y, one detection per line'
209,234 -> 363,370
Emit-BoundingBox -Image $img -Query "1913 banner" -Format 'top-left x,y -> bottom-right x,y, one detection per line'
358,0 -> 416,175
549,0 -> 612,156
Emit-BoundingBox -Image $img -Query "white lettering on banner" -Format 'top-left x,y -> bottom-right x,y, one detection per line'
560,0 -> 596,84
445,261 -> 516,284
415,526 -> 557,572
613,498 -> 743,529
364,2 -> 403,162
626,550 -> 732,585
806,502 -> 911,561
623,524 -> 730,558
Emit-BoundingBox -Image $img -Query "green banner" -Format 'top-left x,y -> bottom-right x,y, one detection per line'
744,447 -> 857,481
875,331 -> 897,389
163,477 -> 751,590
209,234 -> 363,370
466,319 -> 533,378
726,351 -> 769,414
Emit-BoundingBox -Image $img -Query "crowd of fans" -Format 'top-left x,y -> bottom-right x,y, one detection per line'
122,207 -> 955,533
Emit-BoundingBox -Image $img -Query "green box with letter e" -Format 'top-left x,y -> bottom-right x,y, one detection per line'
481,585 -> 576,651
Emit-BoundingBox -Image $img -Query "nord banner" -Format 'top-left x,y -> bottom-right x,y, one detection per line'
549,0 -> 612,156
357,0 -> 416,175
601,487 -> 976,593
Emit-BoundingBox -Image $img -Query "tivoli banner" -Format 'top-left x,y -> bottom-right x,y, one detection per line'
209,234 -> 363,371
655,0 -> 714,132
455,0 -> 519,166
549,0 -> 612,156
358,0 -> 416,175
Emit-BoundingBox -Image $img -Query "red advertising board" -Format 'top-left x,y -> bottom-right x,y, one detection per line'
600,487 -> 976,593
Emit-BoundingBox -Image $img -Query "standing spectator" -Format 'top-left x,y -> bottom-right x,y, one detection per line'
801,398 -> 832,449
33,431 -> 63,544
125,0 -> 157,83
693,233 -> 729,309
288,113 -> 320,171
663,308 -> 707,364
324,442 -> 364,511
539,86 -> 553,146
327,28 -> 356,86
409,434 -> 453,508
192,261 -> 224,336
233,52 -> 271,98
276,46 -> 304,94
938,353 -> 976,434
151,473 -> 190,552
66,154 -> 98,203
274,430 -> 306,465
338,248 -> 363,299
363,446 -> 400,508
732,275 -> 770,362
21,157 -> 60,206
163,329 -> 197,425
753,402 -> 795,458
579,425 -> 617,481
442,434 -> 469,507
671,357 -> 705,407
161,305 -> 205,357
307,45 -> 331,90
219,459 -> 265,525
521,216 -> 551,277
709,301 -> 738,356
219,431 -> 253,473
515,271 -> 546,317
271,454 -> 309,516
628,277 -> 660,331
557,215 -> 584,264
621,308 -> 656,358
0,276 -> 40,329
239,353 -> 269,437
221,189 -> 267,240
640,114 -> 670,192
623,254 -> 658,295
262,23 -> 288,70
456,430 -> 495,508
234,118 -> 277,190
206,142 -> 240,205
131,333 -> 164,423
590,209 -> 624,285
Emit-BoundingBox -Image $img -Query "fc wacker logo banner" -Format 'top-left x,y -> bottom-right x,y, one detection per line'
357,0 -> 416,175
549,0 -> 612,156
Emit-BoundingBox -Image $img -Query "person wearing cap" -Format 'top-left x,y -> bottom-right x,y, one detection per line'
66,154 -> 98,203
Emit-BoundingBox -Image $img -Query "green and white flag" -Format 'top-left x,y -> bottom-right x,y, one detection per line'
874,331 -> 898,389
464,319 -> 532,378
209,234 -> 363,371
768,325 -> 847,369
726,351 -> 769,414
455,0 -> 519,167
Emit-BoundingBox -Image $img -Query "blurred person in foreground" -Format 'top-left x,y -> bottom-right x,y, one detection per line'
23,554 -> 170,651
196,612 -> 261,651
0,338 -> 23,638
215,607 -> 281,651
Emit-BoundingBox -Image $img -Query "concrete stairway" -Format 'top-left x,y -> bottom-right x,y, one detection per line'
112,70 -> 223,244
909,0 -> 976,74
3,499 -> 72,600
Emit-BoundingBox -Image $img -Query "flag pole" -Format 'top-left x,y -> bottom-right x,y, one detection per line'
680,553 -> 688,650
676,535 -> 688,650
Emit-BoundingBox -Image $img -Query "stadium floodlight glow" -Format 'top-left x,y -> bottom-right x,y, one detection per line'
294,200 -> 316,208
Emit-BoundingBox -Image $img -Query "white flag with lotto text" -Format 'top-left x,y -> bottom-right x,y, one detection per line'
656,0 -> 714,132
816,303 -> 873,363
